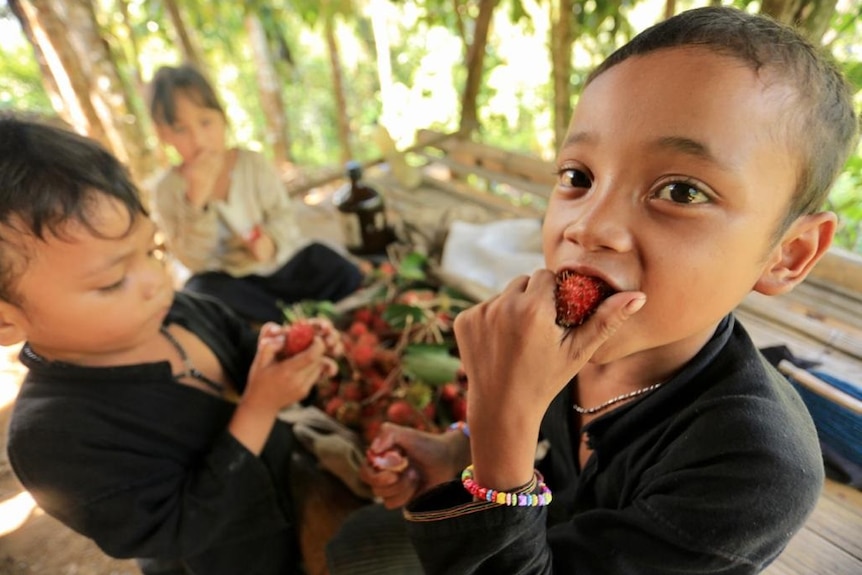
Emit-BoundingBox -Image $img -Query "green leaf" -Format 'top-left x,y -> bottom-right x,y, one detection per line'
396,252 -> 428,281
381,303 -> 425,328
401,344 -> 461,386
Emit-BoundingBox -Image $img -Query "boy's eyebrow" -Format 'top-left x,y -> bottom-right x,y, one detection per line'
81,220 -> 156,278
563,131 -> 729,171
653,136 -> 723,167
86,250 -> 131,276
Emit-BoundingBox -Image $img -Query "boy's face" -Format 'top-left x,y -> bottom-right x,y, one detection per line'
543,47 -> 800,365
4,196 -> 174,364
156,90 -> 227,164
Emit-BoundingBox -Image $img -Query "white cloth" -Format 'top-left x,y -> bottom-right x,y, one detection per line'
440,219 -> 545,294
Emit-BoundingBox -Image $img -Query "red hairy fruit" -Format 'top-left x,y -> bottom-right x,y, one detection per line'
554,271 -> 614,328
276,322 -> 316,360
366,446 -> 409,473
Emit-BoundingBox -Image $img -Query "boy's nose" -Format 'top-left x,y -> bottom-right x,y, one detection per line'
140,264 -> 169,300
562,187 -> 634,253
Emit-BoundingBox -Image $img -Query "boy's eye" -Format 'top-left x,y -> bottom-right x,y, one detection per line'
99,277 -> 126,293
556,168 -> 592,190
654,182 -> 711,204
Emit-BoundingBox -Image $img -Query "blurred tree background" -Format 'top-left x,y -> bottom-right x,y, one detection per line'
1,0 -> 860,252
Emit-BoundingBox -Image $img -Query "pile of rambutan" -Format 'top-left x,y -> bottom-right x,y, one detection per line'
282,251 -> 472,446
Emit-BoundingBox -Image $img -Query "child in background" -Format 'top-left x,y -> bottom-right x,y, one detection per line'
1,115 -> 341,574
350,7 -> 859,574
147,64 -> 362,324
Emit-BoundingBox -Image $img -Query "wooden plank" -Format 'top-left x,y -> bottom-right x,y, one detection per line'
414,128 -> 556,188
737,291 -> 862,361
414,150 -> 553,201
803,482 -> 862,559
809,248 -> 862,295
417,173 -> 545,219
765,527 -> 860,575
821,479 -> 862,522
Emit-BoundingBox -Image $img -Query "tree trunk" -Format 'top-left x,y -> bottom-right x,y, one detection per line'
760,0 -> 839,43
163,0 -> 205,69
369,0 -> 396,134
550,0 -> 575,151
459,0 -> 499,136
323,9 -> 353,164
9,0 -> 157,185
245,14 -> 293,166
664,0 -> 676,20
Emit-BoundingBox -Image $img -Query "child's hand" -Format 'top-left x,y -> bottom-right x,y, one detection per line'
242,323 -> 337,415
181,149 -> 225,208
453,269 -> 645,487
229,323 -> 338,455
359,422 -> 470,509
243,227 -> 277,262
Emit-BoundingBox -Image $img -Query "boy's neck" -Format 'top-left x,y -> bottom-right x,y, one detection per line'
578,320 -> 720,393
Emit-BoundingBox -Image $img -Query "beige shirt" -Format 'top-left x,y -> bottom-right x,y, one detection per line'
150,149 -> 308,277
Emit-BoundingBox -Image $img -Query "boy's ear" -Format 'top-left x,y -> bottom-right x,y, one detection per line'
754,212 -> 837,296
0,301 -> 27,347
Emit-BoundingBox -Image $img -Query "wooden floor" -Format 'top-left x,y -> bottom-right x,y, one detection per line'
765,479 -> 862,574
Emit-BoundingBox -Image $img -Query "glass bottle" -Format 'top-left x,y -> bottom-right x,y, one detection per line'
332,160 -> 394,256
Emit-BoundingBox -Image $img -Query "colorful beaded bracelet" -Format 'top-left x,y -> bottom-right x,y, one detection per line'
460,465 -> 553,507
447,421 -> 470,437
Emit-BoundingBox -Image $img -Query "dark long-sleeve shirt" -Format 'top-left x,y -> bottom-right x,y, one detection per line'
7,291 -> 302,574
405,315 -> 824,574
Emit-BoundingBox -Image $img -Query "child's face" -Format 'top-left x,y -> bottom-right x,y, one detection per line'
156,90 -> 227,164
7,196 -> 174,364
543,47 -> 799,366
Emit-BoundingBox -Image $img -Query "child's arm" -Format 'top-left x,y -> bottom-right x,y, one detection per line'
454,271 -> 645,492
179,149 -> 224,209
150,175 -> 223,273
244,152 -> 304,260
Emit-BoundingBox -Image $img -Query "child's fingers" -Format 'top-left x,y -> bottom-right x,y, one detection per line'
562,292 -> 646,359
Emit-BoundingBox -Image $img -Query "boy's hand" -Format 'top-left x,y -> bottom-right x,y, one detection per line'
229,323 -> 338,455
454,269 -> 645,489
181,149 -> 225,208
242,324 -> 337,415
359,423 -> 470,509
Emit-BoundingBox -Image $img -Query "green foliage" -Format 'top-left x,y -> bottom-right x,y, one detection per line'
0,18 -> 52,114
827,154 -> 862,254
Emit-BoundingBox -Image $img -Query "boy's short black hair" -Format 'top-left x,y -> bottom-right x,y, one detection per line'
148,64 -> 225,126
587,6 -> 859,234
0,114 -> 146,303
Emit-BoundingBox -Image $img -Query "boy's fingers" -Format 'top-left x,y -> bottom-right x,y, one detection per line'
564,292 -> 646,357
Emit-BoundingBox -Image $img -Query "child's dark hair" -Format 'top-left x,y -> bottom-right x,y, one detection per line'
149,64 -> 225,126
587,6 -> 859,235
0,115 -> 146,302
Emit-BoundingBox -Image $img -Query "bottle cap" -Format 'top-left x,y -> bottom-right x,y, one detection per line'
345,160 -> 362,180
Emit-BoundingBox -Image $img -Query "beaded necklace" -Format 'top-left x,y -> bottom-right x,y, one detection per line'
160,326 -> 224,394
573,381 -> 665,415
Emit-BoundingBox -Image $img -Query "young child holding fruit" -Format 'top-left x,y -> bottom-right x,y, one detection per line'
0,115 -> 343,575
147,64 -> 362,324
347,7 -> 859,574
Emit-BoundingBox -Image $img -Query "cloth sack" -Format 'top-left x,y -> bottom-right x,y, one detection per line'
278,405 -> 373,500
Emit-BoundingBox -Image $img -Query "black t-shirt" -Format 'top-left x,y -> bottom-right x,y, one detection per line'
406,315 -> 824,574
8,291 -> 302,574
